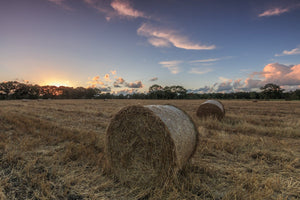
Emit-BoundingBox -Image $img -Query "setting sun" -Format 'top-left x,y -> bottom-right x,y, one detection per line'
43,80 -> 71,87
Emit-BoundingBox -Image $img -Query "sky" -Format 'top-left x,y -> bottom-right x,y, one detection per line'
1,0 -> 300,94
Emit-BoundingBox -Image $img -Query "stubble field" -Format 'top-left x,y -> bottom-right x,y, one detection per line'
0,99 -> 299,200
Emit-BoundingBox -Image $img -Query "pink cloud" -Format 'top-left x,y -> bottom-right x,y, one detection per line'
83,0 -> 147,20
147,37 -> 171,47
110,0 -> 146,18
259,7 -> 290,17
275,46 -> 300,56
245,63 -> 300,88
116,77 -> 125,84
200,63 -> 300,93
113,77 -> 125,87
258,4 -> 300,18
87,76 -> 104,87
137,23 -> 216,50
104,74 -> 111,82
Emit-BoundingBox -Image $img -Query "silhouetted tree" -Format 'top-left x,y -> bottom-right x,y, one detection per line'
260,83 -> 284,99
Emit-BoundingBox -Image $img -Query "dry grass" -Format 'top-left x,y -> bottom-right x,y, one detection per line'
0,99 -> 299,199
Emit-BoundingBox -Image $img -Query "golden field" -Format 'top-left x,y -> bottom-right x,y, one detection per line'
0,99 -> 299,200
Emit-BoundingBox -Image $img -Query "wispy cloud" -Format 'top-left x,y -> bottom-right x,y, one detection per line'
110,0 -> 147,19
258,4 -> 300,17
47,0 -> 73,11
147,37 -> 171,48
275,46 -> 300,56
137,23 -> 216,50
190,58 -> 221,63
259,7 -> 290,17
149,77 -> 158,81
159,60 -> 182,74
83,0 -> 148,20
188,68 -> 213,75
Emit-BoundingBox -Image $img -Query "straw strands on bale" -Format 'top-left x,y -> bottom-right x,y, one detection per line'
105,105 -> 198,187
196,100 -> 225,120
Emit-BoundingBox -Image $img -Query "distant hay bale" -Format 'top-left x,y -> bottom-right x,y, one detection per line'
105,105 -> 198,187
196,100 -> 225,120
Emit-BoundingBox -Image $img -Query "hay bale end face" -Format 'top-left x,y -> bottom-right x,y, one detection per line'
105,105 -> 198,186
196,100 -> 225,120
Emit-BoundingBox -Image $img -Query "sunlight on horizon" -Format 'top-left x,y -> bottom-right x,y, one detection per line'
42,80 -> 71,87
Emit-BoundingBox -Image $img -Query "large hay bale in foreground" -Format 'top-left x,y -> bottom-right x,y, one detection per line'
196,100 -> 225,120
105,105 -> 198,186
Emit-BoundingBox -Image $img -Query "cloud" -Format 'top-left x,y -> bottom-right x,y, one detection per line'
258,7 -> 290,17
47,0 -> 73,11
187,86 -> 214,94
137,23 -> 216,50
233,79 -> 243,89
83,0 -> 147,20
125,81 -> 144,88
110,70 -> 116,75
99,86 -> 111,92
217,80 -> 233,92
104,74 -> 111,82
258,4 -> 300,17
159,60 -> 182,74
110,0 -> 147,18
113,77 -> 125,87
115,77 -> 125,84
188,68 -> 213,75
190,58 -> 221,63
149,77 -> 158,81
147,38 -> 171,47
188,63 -> 300,93
243,63 -> 300,89
87,76 -> 104,88
275,46 -> 300,56
260,63 -> 300,86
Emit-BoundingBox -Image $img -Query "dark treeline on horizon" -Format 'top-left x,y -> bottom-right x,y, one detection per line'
1,81 -> 300,100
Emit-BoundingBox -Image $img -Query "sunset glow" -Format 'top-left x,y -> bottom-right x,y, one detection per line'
43,80 -> 71,87
0,0 -> 300,93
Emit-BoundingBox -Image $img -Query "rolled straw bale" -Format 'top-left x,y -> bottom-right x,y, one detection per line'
196,100 -> 225,120
105,105 -> 198,186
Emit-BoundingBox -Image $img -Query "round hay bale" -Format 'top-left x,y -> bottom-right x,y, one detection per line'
196,100 -> 225,120
105,105 -> 198,187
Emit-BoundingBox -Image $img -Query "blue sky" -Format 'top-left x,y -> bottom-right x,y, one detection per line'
1,0 -> 300,94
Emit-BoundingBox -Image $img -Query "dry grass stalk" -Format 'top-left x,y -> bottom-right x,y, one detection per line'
196,100 -> 225,120
105,105 -> 198,187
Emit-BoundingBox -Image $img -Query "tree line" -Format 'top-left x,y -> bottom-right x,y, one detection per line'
0,81 -> 100,100
0,81 -> 300,100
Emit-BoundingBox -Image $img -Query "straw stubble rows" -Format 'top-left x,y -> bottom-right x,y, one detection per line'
0,99 -> 299,199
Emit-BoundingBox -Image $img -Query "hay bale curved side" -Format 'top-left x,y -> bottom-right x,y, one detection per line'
105,105 -> 198,186
196,100 -> 225,120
